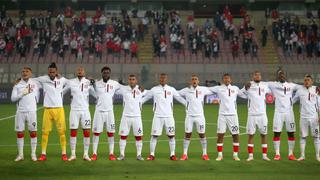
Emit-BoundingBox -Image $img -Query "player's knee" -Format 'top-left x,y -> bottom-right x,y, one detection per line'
198,133 -> 205,138
120,136 -> 127,140
135,136 -> 142,141
57,129 -> 66,136
83,130 -> 90,137
185,133 -> 192,139
42,131 -> 50,136
17,132 -> 24,138
70,129 -> 77,137
94,133 -> 100,136
287,132 -> 295,138
29,131 -> 37,138
274,132 -> 281,137
107,132 -> 114,137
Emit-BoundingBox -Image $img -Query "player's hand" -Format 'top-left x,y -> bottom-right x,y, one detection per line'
245,81 -> 251,90
139,85 -> 145,92
86,77 -> 95,86
13,78 -> 21,86
316,86 -> 320,95
22,87 -> 30,96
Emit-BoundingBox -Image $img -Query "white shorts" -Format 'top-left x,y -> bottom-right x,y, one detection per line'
151,116 -> 175,136
119,116 -> 143,137
246,114 -> 268,135
15,111 -> 37,132
69,109 -> 91,129
217,114 -> 239,135
273,111 -> 296,132
185,115 -> 205,134
300,117 -> 319,138
92,110 -> 116,133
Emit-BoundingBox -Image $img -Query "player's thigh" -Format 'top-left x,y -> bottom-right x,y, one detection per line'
226,115 -> 240,135
106,111 -> 116,133
132,116 -> 143,137
217,115 -> 227,134
246,115 -> 256,135
69,110 -> 80,129
80,110 -> 92,129
184,116 -> 194,133
299,118 -> 309,138
164,117 -> 175,136
42,109 -> 53,132
273,112 -> 284,132
257,114 -> 268,135
92,110 -> 104,133
284,111 -> 296,132
15,111 -> 26,132
195,116 -> 206,134
54,108 -> 66,132
151,116 -> 164,136
119,116 -> 130,136
309,118 -> 320,138
26,111 -> 37,132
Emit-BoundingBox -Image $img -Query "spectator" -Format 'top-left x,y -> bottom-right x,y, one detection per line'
0,37 -> 6,55
130,41 -> 138,58
231,38 -> 240,59
251,42 -> 258,58
160,41 -> 167,58
261,26 -> 268,47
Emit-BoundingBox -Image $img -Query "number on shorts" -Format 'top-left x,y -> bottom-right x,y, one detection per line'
85,120 -> 90,126
231,126 -> 238,132
138,128 -> 142,134
263,126 -> 267,132
32,122 -> 36,128
110,124 -> 115,130
168,127 -> 175,133
315,129 -> 319,135
290,123 -> 295,129
199,125 -> 204,130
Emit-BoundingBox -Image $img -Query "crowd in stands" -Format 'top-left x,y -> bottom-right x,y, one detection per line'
152,6 -> 259,60
272,14 -> 320,59
0,6 -> 145,61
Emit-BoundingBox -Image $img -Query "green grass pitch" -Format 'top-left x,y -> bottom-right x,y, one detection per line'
0,103 -> 319,180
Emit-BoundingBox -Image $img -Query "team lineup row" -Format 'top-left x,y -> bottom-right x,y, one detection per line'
11,62 -> 320,162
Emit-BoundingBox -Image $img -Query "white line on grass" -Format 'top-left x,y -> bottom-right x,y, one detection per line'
0,133 -> 247,148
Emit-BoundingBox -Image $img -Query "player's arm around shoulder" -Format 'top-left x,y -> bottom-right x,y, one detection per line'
172,87 -> 187,106
141,87 -> 154,104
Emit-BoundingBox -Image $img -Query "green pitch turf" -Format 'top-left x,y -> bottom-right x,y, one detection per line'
0,104 -> 319,180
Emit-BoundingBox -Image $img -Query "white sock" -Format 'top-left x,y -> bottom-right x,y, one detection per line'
108,136 -> 115,155
119,139 -> 126,156
70,136 -> 77,156
200,137 -> 207,155
136,140 -> 143,156
314,137 -> 320,158
300,137 -> 306,158
92,135 -> 99,155
183,138 -> 190,155
288,138 -> 295,155
17,137 -> 24,156
169,137 -> 176,156
150,136 -> 157,156
273,138 -> 280,155
30,137 -> 37,156
83,137 -> 90,156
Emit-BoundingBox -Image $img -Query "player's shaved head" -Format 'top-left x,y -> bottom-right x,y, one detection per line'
277,70 -> 286,83
304,74 -> 313,88
128,74 -> 137,88
48,62 -> 58,80
21,67 -> 32,81
159,73 -> 168,86
76,66 -> 85,78
253,71 -> 262,83
222,73 -> 232,85
190,74 -> 199,88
